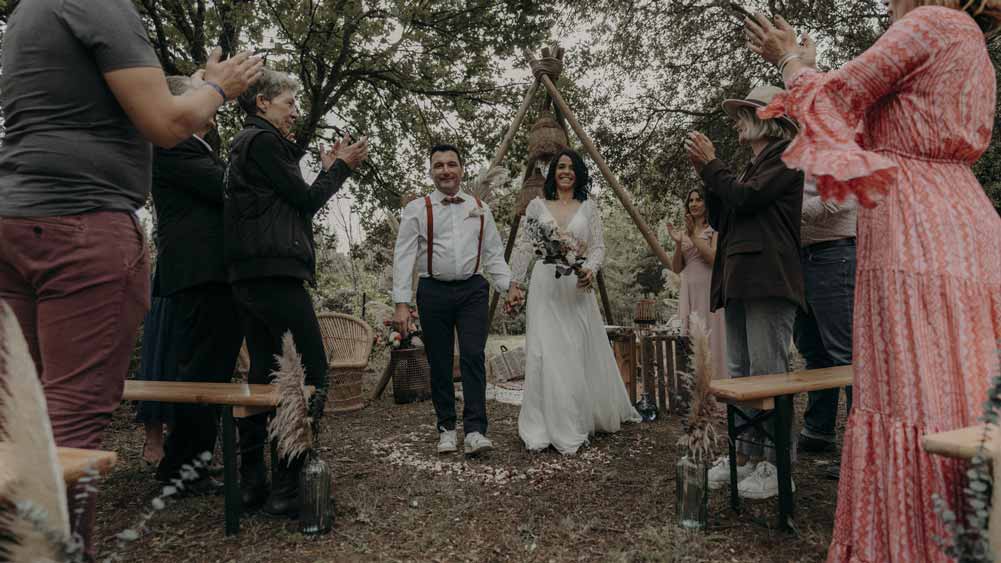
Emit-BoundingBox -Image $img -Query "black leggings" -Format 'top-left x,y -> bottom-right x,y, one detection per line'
232,277 -> 328,419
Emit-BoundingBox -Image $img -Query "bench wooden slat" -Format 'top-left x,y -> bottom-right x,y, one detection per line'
59,447 -> 117,483
123,381 -> 313,408
708,365 -> 853,404
923,425 -> 1000,460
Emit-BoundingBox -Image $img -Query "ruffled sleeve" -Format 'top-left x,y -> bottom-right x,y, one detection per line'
757,7 -> 946,208
509,198 -> 540,287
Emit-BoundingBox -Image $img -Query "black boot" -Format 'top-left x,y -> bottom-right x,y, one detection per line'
262,454 -> 304,518
237,414 -> 269,510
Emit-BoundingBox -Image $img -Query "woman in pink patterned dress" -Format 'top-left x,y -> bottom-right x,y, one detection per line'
745,2 -> 1001,561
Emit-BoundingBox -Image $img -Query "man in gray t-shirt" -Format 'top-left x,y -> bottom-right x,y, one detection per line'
0,0 -> 161,216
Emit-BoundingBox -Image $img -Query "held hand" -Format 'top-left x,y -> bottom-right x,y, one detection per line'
202,47 -> 263,100
393,303 -> 411,338
666,223 -> 684,244
685,132 -> 716,172
744,13 -> 800,66
576,268 -> 594,289
504,286 -> 525,315
335,135 -> 369,170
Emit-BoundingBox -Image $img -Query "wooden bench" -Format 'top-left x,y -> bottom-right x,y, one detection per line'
708,364 -> 854,531
923,425 -> 1001,556
122,381 -> 314,536
59,447 -> 118,483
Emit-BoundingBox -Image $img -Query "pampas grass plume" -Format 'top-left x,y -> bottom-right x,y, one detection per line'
0,302 -> 70,562
268,332 -> 314,462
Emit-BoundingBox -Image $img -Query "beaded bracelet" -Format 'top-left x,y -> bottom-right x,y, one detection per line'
203,80 -> 227,102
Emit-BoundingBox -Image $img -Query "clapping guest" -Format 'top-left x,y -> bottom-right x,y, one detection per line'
667,189 -> 727,380
152,75 -> 245,490
685,85 -> 805,500
0,0 -> 259,555
745,2 -> 1001,559
224,68 -> 368,517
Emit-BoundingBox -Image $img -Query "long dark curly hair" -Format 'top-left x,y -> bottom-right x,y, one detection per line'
543,149 -> 591,202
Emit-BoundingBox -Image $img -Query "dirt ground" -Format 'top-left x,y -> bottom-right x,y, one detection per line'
93,363 -> 847,563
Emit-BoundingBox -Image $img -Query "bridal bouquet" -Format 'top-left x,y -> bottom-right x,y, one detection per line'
524,217 -> 588,283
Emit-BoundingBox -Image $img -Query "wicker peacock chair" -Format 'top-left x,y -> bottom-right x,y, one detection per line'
316,312 -> 374,414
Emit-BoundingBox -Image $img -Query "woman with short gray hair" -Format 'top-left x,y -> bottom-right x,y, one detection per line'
223,66 -> 368,519
685,84 -> 805,500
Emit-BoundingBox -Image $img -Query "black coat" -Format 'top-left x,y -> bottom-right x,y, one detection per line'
152,136 -> 227,296
702,139 -> 805,312
223,116 -> 352,284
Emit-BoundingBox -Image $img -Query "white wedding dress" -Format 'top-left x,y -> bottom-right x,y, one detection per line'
511,197 -> 641,454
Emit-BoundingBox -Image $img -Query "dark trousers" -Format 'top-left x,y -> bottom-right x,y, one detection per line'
416,275 -> 490,435
231,277 -> 328,457
156,282 -> 244,482
794,239 -> 856,443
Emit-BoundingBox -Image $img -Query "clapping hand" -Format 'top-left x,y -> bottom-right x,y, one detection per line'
202,47 -> 263,100
684,213 -> 696,236
334,134 -> 369,170
685,132 -> 716,173
744,14 -> 816,69
666,223 -> 684,244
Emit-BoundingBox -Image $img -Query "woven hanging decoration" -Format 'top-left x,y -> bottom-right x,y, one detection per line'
517,172 -> 545,216
527,111 -> 568,165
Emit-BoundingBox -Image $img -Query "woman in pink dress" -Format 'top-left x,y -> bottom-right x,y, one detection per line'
668,189 -> 727,379
745,2 -> 1001,561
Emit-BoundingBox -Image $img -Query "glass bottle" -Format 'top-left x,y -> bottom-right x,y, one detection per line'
675,455 -> 708,529
299,452 -> 334,535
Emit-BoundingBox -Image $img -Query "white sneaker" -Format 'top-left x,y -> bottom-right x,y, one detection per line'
437,430 -> 458,454
464,432 -> 494,455
707,456 -> 754,490
738,461 -> 795,500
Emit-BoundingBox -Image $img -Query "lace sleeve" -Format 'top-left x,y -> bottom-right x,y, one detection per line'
582,200 -> 605,272
509,199 -> 538,287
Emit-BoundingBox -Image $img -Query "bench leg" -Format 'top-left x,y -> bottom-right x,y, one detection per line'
727,405 -> 740,512
222,406 -> 241,536
773,395 -> 794,531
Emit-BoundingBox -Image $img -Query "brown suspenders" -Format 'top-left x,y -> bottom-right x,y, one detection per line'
423,195 -> 484,279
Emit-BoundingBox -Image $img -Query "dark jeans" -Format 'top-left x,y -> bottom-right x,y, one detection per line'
416,275 -> 489,435
156,282 -> 244,482
794,239 -> 855,444
0,211 -> 150,559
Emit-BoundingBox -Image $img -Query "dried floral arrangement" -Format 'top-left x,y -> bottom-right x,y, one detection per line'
674,314 -> 720,463
268,332 -> 316,463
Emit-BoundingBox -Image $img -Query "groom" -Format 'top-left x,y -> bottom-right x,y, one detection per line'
392,144 -> 523,455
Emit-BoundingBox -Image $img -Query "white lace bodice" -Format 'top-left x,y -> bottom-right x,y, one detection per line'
510,197 -> 606,285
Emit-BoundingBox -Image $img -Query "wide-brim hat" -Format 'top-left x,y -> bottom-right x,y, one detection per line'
722,84 -> 799,132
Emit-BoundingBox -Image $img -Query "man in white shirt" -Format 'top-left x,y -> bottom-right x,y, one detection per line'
392,144 -> 524,455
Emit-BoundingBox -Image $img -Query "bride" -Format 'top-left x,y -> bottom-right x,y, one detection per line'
506,149 -> 640,454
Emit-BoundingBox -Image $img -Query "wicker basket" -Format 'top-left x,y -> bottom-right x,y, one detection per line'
391,347 -> 432,404
527,111 -> 568,164
517,173 -> 546,216
634,299 -> 658,325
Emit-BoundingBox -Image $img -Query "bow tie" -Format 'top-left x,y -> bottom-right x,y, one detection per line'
441,196 -> 465,205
